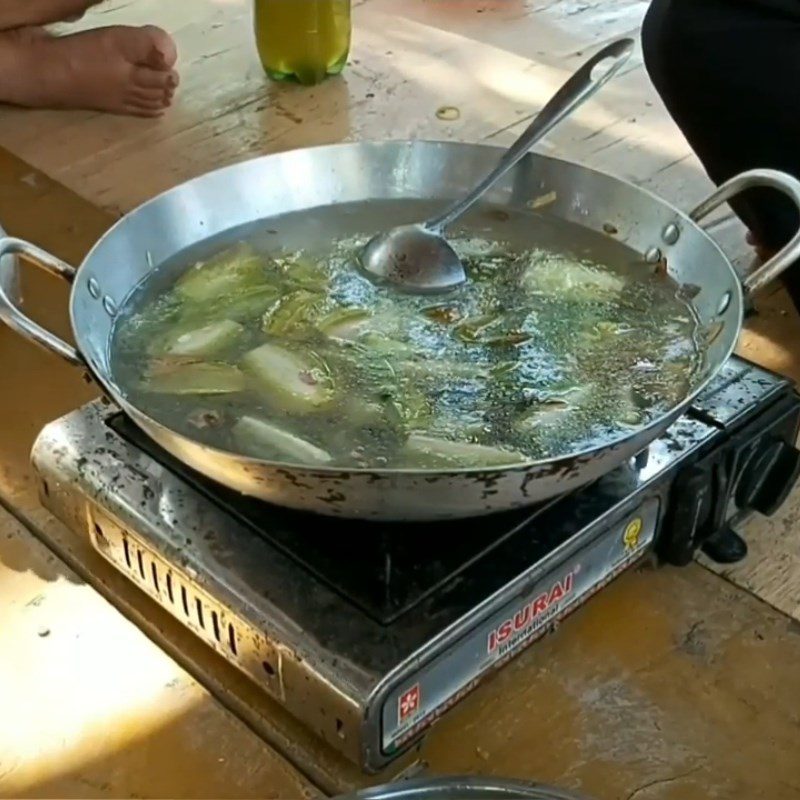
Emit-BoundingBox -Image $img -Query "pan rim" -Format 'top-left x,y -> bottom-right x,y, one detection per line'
70,140 -> 743,478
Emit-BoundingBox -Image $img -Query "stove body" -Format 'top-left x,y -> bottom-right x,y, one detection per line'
31,356 -> 800,772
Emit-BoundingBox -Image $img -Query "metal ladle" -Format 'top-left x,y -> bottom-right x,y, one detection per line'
359,38 -> 635,294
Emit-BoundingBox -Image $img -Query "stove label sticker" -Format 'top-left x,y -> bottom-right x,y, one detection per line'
380,498 -> 659,753
398,684 -> 421,723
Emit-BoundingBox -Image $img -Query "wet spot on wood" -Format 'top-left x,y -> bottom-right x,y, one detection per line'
678,621 -> 707,657
436,105 -> 460,121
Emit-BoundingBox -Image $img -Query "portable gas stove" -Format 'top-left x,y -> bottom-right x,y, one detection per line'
31,355 -> 800,772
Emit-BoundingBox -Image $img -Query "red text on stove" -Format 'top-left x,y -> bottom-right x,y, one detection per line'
486,571 -> 575,654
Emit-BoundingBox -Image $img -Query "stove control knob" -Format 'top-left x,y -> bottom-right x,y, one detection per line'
736,439 -> 800,516
660,463 -> 714,566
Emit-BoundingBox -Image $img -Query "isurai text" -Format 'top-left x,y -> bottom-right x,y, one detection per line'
486,571 -> 575,654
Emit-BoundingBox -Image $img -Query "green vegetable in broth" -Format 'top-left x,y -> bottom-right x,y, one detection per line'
111,222 -> 703,470
199,285 -> 282,324
163,319 -> 244,358
388,380 -> 432,429
422,305 -> 462,325
520,252 -> 626,302
242,342 -> 334,412
345,397 -> 394,430
616,386 -> 645,427
233,416 -> 333,464
141,359 -> 247,395
401,434 -> 526,469
262,289 -> 325,336
276,255 -> 329,291
359,332 -> 418,357
454,313 -> 503,343
318,308 -> 372,340
176,243 -> 268,303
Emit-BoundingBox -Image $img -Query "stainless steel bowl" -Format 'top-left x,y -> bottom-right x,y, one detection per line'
334,777 -> 592,800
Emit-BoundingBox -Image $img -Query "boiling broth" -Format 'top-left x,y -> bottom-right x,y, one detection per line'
110,203 -> 702,469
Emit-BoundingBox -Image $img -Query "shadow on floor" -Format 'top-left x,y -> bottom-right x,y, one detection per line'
0,694 -> 317,800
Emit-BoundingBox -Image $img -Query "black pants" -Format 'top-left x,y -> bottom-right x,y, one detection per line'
642,0 -> 800,309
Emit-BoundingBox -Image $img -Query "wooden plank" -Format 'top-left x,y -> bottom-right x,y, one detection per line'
741,287 -> 800,386
0,0 -> 691,214
0,505 -> 319,800
702,496 -> 800,626
415,563 -> 800,799
1,0 -> 800,791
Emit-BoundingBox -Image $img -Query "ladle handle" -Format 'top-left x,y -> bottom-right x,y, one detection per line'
425,38 -> 635,234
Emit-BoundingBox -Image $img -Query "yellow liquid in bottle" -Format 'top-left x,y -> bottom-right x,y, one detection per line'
254,0 -> 352,86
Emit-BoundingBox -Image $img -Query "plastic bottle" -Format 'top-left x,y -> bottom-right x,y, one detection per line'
254,0 -> 352,86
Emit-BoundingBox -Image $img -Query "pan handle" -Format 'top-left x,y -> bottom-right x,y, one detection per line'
0,221 -> 20,307
0,234 -> 85,366
689,168 -> 800,295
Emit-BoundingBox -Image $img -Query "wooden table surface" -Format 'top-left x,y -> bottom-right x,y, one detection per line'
0,0 -> 744,219
1,1 -> 800,797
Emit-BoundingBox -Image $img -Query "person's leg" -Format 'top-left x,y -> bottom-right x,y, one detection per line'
0,24 -> 178,117
0,0 -> 101,30
642,0 -> 800,308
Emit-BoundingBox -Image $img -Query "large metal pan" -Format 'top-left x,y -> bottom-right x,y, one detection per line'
1,143 -> 800,521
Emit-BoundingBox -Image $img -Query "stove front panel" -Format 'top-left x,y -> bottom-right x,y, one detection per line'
374,496 -> 660,761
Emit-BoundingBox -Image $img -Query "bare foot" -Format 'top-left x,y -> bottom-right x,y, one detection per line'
0,25 -> 178,117
0,0 -> 102,29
